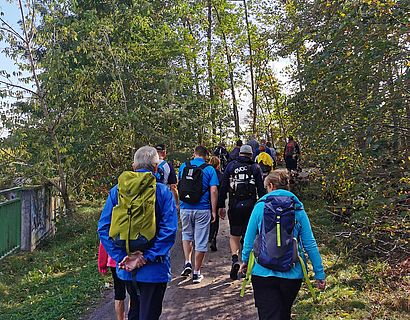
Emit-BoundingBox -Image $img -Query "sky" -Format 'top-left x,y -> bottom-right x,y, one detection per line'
0,1 -> 25,137
0,1 -> 22,86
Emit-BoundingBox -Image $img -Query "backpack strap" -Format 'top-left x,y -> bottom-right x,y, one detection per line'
184,161 -> 209,169
158,160 -> 166,170
198,163 -> 210,170
295,238 -> 317,301
240,251 -> 255,298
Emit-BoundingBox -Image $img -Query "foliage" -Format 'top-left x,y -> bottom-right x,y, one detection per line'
1,0 -> 278,201
292,190 -> 409,320
272,0 -> 409,202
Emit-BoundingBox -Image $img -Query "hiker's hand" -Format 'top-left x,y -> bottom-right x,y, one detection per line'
120,251 -> 146,271
211,211 -> 217,223
316,280 -> 326,290
98,266 -> 108,274
239,263 -> 247,274
218,208 -> 226,220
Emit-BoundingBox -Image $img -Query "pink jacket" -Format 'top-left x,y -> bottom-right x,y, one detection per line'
98,242 -> 116,273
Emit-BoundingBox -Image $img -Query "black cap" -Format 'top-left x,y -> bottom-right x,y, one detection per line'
155,144 -> 166,151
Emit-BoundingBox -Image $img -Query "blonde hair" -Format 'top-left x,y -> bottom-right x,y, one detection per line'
209,156 -> 220,169
264,169 -> 289,190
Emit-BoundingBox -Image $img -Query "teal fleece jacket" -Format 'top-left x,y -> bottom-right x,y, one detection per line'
242,189 -> 326,280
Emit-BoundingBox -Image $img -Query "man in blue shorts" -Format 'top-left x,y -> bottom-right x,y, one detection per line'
178,146 -> 219,283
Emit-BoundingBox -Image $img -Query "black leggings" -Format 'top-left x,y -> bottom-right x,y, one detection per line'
252,275 -> 302,320
209,213 -> 219,242
110,267 -> 126,301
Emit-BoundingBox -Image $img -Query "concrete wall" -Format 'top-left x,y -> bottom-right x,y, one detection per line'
20,185 -> 57,252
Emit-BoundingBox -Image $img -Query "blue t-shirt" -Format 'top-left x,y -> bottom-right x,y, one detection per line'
178,158 -> 219,210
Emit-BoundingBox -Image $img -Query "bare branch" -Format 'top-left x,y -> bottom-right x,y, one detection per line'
0,18 -> 26,42
0,79 -> 39,96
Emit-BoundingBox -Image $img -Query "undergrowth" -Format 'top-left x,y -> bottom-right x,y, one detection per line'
293,181 -> 409,320
0,203 -> 106,320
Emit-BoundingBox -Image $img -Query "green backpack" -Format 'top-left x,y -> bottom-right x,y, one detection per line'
109,171 -> 157,255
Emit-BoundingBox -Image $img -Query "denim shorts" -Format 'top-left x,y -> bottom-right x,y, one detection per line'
180,209 -> 211,252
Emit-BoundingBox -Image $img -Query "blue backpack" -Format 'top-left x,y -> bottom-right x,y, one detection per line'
253,195 -> 298,272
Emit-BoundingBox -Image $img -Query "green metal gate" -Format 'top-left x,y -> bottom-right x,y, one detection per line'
0,187 -> 21,260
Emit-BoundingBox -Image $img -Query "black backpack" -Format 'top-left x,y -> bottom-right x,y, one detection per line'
178,162 -> 209,204
214,146 -> 229,171
229,162 -> 256,200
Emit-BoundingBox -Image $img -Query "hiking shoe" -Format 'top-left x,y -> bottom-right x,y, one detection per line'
181,263 -> 192,277
210,239 -> 217,252
192,274 -> 204,283
230,262 -> 240,280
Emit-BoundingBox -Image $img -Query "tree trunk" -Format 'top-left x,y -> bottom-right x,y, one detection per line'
18,0 -> 73,213
213,5 -> 240,138
185,19 -> 204,145
243,0 -> 256,135
207,0 -> 216,143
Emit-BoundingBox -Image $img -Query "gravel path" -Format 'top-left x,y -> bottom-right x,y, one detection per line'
86,217 -> 257,320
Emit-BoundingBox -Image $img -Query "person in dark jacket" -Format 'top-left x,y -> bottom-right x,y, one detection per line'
218,145 -> 265,280
247,136 -> 259,160
284,136 -> 300,174
229,139 -> 243,162
208,156 -> 223,252
98,146 -> 178,320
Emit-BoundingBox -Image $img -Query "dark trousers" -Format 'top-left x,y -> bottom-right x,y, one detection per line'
252,275 -> 302,320
209,214 -> 219,242
125,281 -> 167,320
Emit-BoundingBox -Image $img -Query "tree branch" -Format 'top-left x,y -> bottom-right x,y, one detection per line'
0,147 -> 62,192
0,18 -> 25,42
0,79 -> 39,96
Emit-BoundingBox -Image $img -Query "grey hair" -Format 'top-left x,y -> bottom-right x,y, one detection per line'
133,146 -> 160,171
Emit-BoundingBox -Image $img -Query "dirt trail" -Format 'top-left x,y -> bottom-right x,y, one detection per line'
87,217 -> 257,320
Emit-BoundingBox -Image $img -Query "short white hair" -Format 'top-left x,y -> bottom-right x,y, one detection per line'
133,146 -> 160,171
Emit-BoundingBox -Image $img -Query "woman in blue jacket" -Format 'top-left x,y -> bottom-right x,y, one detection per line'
240,170 -> 326,320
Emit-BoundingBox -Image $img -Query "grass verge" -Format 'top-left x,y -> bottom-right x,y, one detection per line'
0,203 -> 107,320
292,186 -> 409,320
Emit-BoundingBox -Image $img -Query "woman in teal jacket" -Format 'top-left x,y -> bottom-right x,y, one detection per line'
240,170 -> 326,320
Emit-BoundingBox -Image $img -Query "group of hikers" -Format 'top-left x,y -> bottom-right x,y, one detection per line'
97,137 -> 326,320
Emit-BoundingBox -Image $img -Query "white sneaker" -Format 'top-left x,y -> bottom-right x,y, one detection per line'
192,274 -> 204,283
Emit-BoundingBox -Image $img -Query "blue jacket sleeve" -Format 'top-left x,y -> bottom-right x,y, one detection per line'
97,186 -> 127,264
242,202 -> 263,263
143,186 -> 178,262
298,210 -> 326,280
